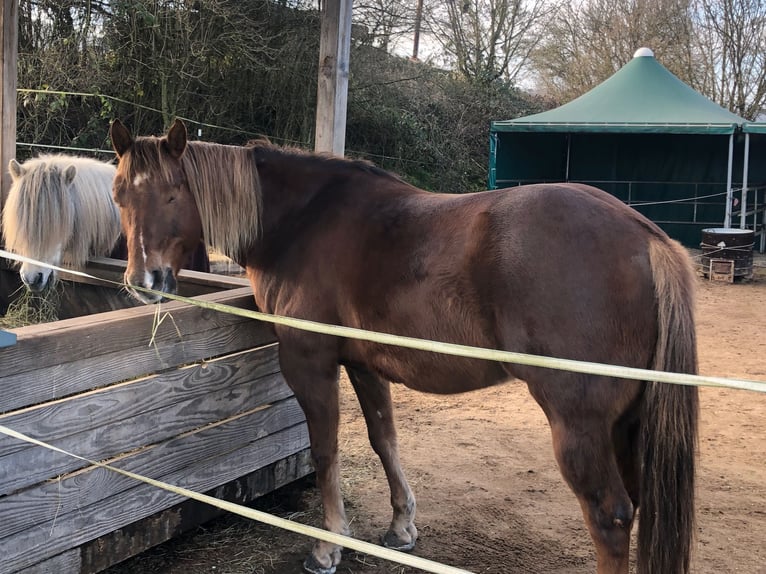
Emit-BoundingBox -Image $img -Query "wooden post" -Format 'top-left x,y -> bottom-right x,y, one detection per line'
0,0 -> 16,209
0,0 -> 18,347
724,133 -> 734,228
314,0 -> 352,157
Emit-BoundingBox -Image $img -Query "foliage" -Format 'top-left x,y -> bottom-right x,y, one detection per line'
347,46 -> 547,191
15,0 -> 543,191
15,0 -> 766,182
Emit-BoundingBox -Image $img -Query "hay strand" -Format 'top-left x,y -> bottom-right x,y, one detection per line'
0,284 -> 62,328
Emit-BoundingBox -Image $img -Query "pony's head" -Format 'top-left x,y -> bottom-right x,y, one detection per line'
110,119 -> 204,303
4,157 -> 78,291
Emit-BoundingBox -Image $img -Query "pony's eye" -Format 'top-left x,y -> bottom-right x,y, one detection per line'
168,195 -> 176,204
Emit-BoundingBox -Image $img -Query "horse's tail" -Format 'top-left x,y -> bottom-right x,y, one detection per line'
638,238 -> 699,574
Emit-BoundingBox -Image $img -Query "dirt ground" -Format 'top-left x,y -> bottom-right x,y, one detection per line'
107,256 -> 766,574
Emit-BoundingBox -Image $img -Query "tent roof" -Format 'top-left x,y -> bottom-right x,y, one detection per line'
743,123 -> 766,134
492,48 -> 747,135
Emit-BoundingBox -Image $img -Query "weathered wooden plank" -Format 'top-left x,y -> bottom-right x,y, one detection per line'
17,451 -> 313,574
0,286 -> 261,377
76,450 -> 313,574
2,421 -> 310,572
0,322 -> 276,414
0,371 -> 291,495
0,343 -> 281,457
16,549 -> 82,574
0,354 -> 294,495
0,397 -> 306,540
0,290 -> 278,413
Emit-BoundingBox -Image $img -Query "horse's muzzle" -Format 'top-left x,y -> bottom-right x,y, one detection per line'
126,267 -> 177,304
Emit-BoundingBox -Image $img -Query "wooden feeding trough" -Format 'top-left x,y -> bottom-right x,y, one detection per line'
0,258 -> 312,573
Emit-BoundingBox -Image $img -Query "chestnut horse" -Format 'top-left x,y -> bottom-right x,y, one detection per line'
109,119 -> 698,574
2,153 -> 210,291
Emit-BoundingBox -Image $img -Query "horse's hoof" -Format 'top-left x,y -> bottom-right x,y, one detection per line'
303,554 -> 336,574
381,530 -> 417,552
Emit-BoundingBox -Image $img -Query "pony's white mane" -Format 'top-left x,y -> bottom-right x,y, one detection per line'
2,154 -> 120,268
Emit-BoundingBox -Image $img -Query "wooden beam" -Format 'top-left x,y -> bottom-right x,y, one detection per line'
0,0 -> 17,209
314,0 -> 352,156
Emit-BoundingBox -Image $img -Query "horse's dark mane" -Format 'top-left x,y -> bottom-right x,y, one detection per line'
246,138 -> 406,183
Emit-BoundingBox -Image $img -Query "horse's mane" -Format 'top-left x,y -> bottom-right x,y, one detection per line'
122,138 -> 262,259
2,154 -> 120,267
121,137 -> 407,258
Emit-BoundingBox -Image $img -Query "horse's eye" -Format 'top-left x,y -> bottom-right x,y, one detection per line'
168,195 -> 176,204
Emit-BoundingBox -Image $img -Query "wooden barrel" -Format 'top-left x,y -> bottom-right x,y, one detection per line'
700,228 -> 754,279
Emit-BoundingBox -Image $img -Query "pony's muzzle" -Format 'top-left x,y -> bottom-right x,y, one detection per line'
20,268 -> 53,292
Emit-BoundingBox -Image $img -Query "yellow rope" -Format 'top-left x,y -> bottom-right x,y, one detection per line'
2,250 -> 765,394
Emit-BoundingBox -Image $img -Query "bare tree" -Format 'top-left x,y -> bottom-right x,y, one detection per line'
692,0 -> 766,120
426,0 -> 558,84
531,0 -> 695,103
352,0 -> 418,53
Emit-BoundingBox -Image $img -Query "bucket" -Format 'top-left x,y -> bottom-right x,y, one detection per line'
700,228 -> 754,280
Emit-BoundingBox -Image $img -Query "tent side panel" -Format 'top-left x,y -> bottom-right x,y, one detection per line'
491,132 -> 568,188
489,131 -> 744,246
566,133 -> 736,246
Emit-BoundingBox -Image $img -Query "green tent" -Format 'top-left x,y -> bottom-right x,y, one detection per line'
739,122 -> 766,251
489,48 -> 764,247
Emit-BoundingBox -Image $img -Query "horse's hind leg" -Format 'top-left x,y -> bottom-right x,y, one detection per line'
612,406 -> 641,511
346,366 -> 418,551
549,419 -> 635,574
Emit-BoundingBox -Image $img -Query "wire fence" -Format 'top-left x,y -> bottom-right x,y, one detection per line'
16,88 -> 436,168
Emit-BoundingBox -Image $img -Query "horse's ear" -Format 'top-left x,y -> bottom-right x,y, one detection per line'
110,119 -> 133,158
8,158 -> 23,181
165,119 -> 187,159
63,165 -> 77,186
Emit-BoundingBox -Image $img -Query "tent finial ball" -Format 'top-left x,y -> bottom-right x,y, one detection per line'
634,47 -> 654,58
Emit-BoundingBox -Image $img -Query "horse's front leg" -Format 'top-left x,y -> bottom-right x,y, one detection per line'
346,366 -> 418,551
279,340 -> 348,574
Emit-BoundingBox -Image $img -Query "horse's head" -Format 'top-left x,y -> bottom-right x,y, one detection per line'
5,158 -> 78,292
110,119 -> 203,304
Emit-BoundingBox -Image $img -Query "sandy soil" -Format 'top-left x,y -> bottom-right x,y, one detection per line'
107,261 -> 766,574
